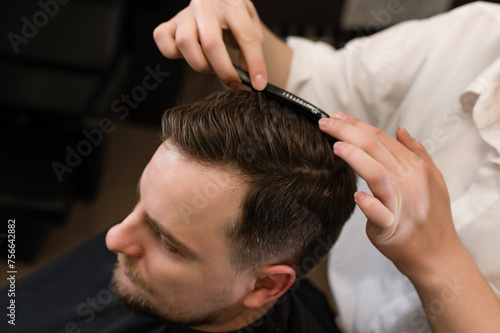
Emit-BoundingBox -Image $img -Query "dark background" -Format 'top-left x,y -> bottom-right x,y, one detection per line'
0,0 -> 497,301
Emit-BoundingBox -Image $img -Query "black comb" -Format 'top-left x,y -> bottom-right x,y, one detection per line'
234,65 -> 330,122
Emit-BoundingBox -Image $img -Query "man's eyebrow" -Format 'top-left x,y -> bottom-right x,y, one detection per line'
145,212 -> 198,259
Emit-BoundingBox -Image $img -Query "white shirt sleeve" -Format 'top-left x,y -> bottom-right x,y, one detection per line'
285,1 -> 500,131
285,2 -> 500,332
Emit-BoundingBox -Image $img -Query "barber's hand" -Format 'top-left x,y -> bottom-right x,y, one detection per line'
153,0 -> 267,90
319,112 -> 463,281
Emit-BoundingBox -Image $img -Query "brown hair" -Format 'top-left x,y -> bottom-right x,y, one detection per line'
161,89 -> 356,277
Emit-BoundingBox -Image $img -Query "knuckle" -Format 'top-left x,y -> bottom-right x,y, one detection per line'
343,112 -> 358,124
189,60 -> 211,73
396,161 -> 415,179
239,30 -> 261,44
413,162 -> 434,182
153,25 -> 180,59
158,43 -> 179,59
408,151 -> 422,166
157,44 -> 178,59
153,24 -> 170,46
223,0 -> 246,10
371,168 -> 390,186
200,33 -> 222,51
217,70 -> 237,83
175,32 -> 192,49
152,26 -> 163,42
360,137 -> 380,154
189,0 -> 204,8
373,127 -> 389,142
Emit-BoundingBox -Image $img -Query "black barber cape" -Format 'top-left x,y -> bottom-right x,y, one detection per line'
0,229 -> 341,333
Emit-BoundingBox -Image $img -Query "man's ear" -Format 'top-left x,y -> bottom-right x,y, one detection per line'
242,265 -> 296,309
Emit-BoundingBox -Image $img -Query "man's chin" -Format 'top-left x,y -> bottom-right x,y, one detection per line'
111,266 -> 154,312
110,266 -> 219,329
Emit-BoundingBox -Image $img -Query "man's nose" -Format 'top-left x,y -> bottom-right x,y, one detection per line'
105,212 -> 144,258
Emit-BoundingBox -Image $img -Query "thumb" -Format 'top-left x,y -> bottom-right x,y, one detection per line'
355,191 -> 396,242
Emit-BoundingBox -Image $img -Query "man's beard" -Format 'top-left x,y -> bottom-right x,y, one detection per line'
110,257 -> 224,329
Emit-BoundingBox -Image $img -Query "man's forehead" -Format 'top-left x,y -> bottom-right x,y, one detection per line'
140,142 -> 245,256
144,142 -> 244,199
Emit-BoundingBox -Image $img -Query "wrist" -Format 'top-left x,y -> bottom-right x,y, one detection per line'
399,236 -> 471,287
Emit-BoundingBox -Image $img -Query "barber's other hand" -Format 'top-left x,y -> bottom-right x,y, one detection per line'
153,0 -> 267,90
319,112 -> 463,281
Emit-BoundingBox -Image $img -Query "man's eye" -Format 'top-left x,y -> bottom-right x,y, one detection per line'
145,217 -> 179,254
149,227 -> 179,254
158,234 -> 179,254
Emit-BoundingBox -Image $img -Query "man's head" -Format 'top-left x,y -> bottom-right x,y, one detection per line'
106,89 -> 356,331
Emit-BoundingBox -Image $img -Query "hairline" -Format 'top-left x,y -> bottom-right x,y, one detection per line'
161,139 -> 258,269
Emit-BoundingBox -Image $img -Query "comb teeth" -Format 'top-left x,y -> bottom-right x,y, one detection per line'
234,65 -> 330,122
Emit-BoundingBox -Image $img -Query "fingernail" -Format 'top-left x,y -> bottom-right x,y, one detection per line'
398,125 -> 411,138
334,141 -> 345,151
318,118 -> 333,127
331,111 -> 346,120
228,82 -> 241,90
254,74 -> 267,91
354,191 -> 365,202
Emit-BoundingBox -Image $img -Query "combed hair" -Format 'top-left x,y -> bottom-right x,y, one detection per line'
162,89 -> 356,277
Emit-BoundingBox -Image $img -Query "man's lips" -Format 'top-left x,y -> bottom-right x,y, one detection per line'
116,258 -> 152,293
120,264 -> 133,280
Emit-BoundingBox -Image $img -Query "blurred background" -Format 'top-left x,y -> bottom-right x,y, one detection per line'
0,0 -> 496,301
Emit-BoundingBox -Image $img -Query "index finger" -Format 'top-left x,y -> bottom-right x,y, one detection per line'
327,112 -> 413,165
225,1 -> 268,90
319,113 -> 419,186
196,11 -> 242,88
